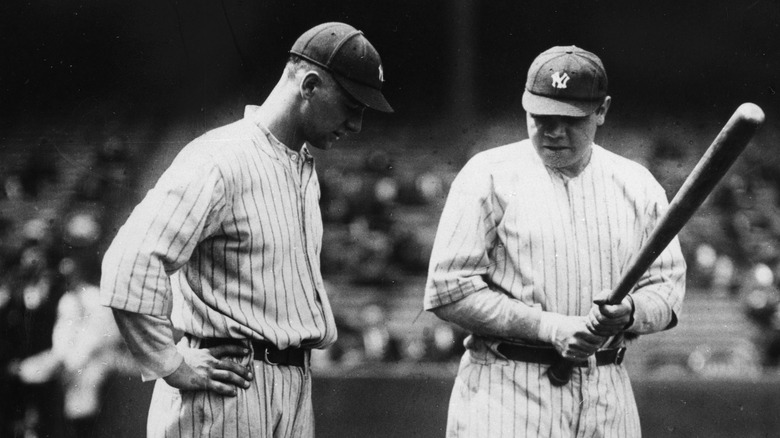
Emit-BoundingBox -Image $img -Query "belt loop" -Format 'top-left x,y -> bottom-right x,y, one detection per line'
246,339 -> 256,363
614,347 -> 626,365
185,333 -> 199,349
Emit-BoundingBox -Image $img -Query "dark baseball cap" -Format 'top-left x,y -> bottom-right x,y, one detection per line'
290,22 -> 393,113
522,46 -> 608,117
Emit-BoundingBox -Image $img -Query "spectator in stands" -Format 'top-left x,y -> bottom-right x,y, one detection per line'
311,315 -> 365,368
688,243 -> 736,296
416,323 -> 466,363
74,132 -> 133,206
647,136 -> 688,195
0,220 -> 62,437
360,304 -> 402,363
16,257 -> 134,437
0,216 -> 16,273
742,265 -> 780,365
18,138 -> 59,200
347,218 -> 395,284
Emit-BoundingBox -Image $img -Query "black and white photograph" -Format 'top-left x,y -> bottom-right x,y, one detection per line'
1,1 -> 779,437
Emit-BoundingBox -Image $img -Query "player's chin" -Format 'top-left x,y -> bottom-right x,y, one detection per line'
541,147 -> 572,159
309,138 -> 334,150
541,155 -> 572,169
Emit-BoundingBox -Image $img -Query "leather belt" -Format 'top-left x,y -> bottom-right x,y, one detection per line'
196,336 -> 307,368
497,343 -> 626,367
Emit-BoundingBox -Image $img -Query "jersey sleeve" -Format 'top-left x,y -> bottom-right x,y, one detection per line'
112,309 -> 184,381
424,157 -> 499,310
100,145 -> 228,317
628,180 -> 687,334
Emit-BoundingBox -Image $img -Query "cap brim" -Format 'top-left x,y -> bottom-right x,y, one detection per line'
522,91 -> 601,117
334,75 -> 394,113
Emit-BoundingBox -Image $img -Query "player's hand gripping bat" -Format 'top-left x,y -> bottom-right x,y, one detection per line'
546,102 -> 766,386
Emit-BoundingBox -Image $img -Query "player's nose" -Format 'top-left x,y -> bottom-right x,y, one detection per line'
543,117 -> 566,138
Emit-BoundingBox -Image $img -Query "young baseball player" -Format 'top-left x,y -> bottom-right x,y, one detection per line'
100,22 -> 392,438
425,46 -> 686,437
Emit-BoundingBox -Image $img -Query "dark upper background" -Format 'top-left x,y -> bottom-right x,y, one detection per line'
2,0 -> 778,135
2,0 -> 780,255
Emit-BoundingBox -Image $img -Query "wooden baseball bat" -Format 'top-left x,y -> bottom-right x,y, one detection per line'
547,102 -> 766,386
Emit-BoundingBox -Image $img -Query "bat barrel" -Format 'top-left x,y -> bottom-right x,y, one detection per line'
737,102 -> 767,126
606,103 -> 765,304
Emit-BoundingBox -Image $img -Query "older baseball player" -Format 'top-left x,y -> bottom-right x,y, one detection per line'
100,22 -> 392,438
425,46 -> 686,437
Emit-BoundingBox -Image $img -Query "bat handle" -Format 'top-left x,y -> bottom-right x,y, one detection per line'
546,359 -> 576,386
546,332 -> 615,386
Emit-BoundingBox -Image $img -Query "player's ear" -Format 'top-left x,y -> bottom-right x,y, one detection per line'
595,96 -> 611,126
300,71 -> 322,101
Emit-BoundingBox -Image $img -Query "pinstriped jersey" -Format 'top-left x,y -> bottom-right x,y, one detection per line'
100,106 -> 337,350
426,139 -> 686,437
425,139 -> 686,336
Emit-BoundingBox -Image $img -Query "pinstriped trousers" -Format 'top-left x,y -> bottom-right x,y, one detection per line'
446,346 -> 641,438
147,347 -> 314,438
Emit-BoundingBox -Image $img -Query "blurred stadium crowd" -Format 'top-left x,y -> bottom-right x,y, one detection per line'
1,119 -> 780,436
0,128 -> 139,437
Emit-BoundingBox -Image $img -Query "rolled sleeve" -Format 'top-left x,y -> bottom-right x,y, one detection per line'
112,309 -> 184,381
432,288 -> 544,343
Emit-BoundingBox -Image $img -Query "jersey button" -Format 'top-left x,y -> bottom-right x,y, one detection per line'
290,154 -> 298,161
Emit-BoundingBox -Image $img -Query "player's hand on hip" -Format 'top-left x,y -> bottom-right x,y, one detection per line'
163,344 -> 253,396
586,289 -> 634,336
550,315 -> 606,361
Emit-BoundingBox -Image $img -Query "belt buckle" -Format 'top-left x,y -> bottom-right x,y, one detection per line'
614,347 -> 626,365
263,348 -> 280,366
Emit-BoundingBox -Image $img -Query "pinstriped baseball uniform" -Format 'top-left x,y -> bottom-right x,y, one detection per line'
425,139 -> 686,437
146,339 -> 315,438
100,105 -> 335,437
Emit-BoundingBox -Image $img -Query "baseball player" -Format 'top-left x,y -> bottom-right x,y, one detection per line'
425,46 -> 686,437
100,22 -> 392,438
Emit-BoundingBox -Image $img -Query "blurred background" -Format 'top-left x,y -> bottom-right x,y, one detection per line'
2,0 -> 780,437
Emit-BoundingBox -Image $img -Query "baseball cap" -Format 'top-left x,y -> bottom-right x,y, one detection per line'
522,46 -> 608,117
290,22 -> 393,113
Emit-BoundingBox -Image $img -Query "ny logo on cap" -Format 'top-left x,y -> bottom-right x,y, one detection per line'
378,65 -> 385,83
551,72 -> 570,89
